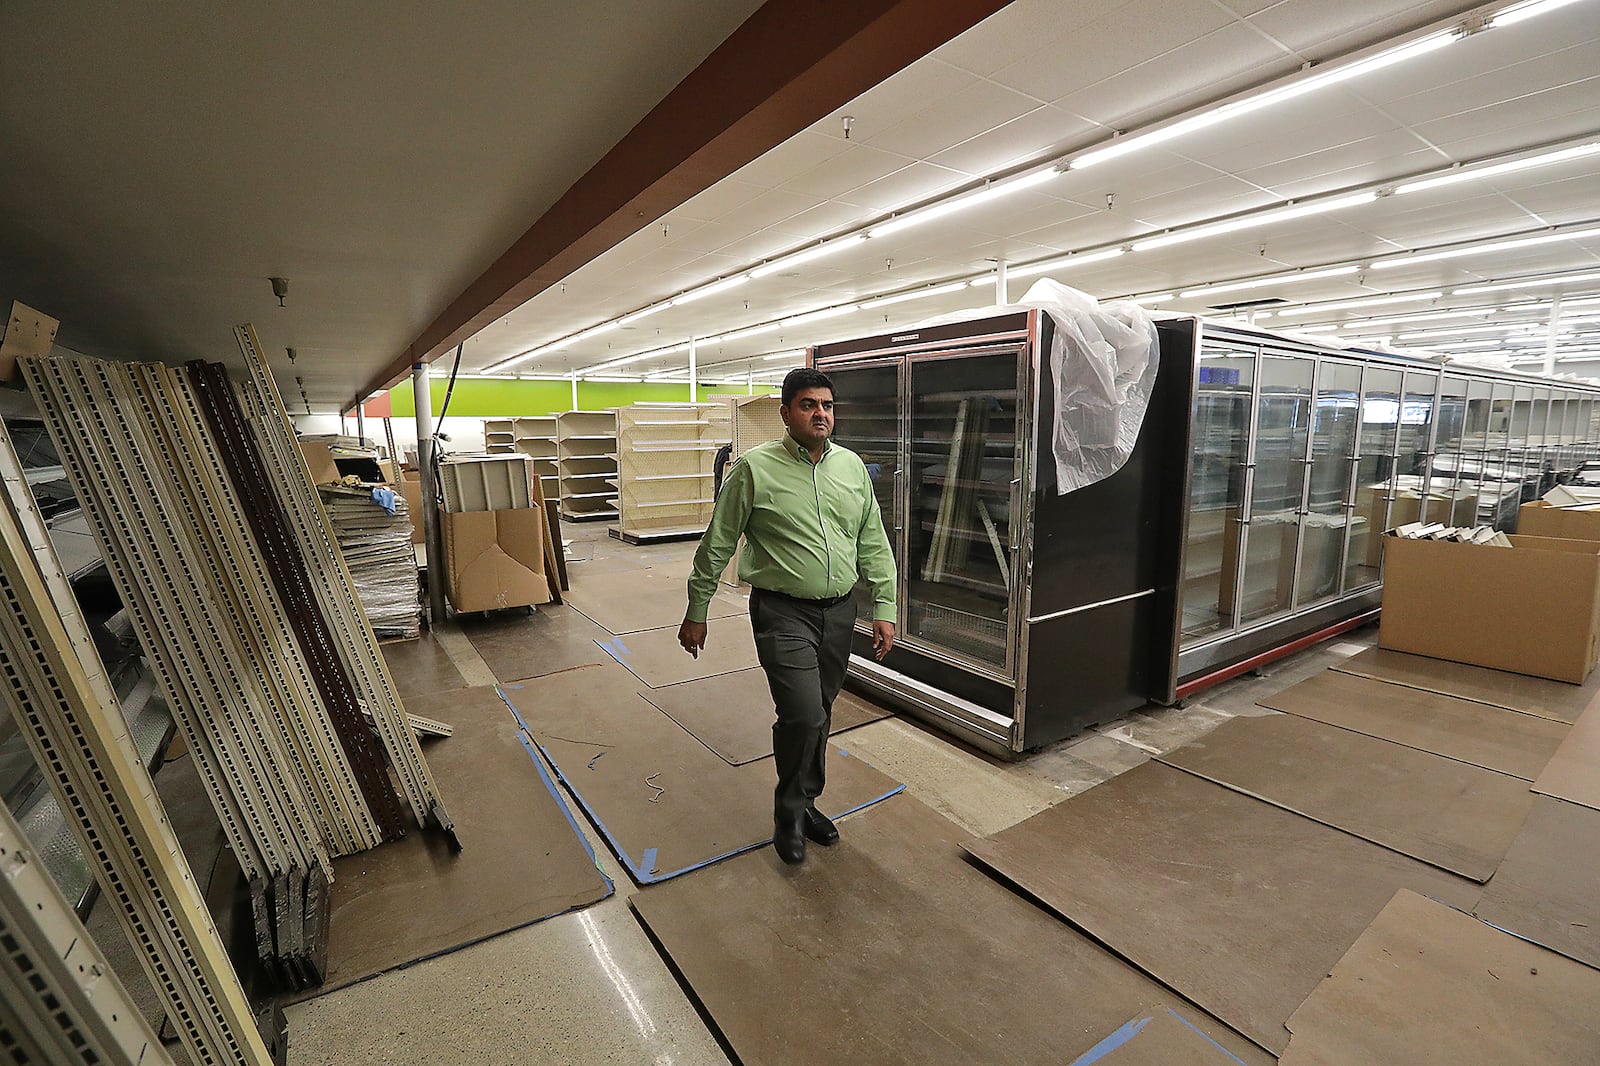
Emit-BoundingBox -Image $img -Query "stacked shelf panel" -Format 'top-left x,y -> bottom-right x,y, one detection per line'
557,410 -> 619,521
511,416 -> 560,502
613,402 -> 732,542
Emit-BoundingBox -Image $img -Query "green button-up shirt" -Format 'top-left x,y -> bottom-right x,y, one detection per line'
686,434 -> 897,623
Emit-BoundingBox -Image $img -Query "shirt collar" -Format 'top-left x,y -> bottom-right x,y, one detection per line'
785,433 -> 830,464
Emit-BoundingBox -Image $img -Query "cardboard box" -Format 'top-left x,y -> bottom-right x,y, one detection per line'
299,441 -> 341,486
399,470 -> 425,545
1379,533 -> 1600,683
1517,500 -> 1600,542
440,507 -> 552,614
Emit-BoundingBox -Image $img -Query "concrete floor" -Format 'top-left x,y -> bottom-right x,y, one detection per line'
162,521 -> 1376,1064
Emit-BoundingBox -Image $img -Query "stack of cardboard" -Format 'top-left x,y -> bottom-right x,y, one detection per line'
318,485 -> 422,640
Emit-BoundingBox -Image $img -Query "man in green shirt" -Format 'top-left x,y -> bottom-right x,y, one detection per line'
680,368 -> 896,865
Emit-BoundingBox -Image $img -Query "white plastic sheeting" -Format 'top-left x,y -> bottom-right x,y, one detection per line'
1015,279 -> 1159,495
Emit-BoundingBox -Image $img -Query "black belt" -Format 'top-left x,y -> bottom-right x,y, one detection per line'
753,587 -> 853,609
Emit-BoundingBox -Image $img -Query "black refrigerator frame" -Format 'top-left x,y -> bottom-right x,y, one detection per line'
813,310 -> 1600,757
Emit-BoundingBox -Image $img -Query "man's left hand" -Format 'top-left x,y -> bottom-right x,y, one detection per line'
872,620 -> 895,661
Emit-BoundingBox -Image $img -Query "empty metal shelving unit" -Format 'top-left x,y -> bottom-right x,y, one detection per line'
612,402 -> 731,543
556,410 -> 619,520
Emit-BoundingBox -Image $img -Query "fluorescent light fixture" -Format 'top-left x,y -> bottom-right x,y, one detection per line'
578,374 -> 645,382
1340,308 -> 1496,328
488,340 -> 566,372
1494,0 -> 1587,26
1008,247 -> 1128,280
1179,265 -> 1361,300
1372,223 -> 1600,269
1352,322 -> 1525,341
672,274 -> 750,305
1273,291 -> 1444,317
748,236 -> 867,279
1068,31 -> 1453,170
719,322 -> 783,342
570,320 -> 620,344
1133,293 -> 1174,305
782,304 -> 860,327
1395,141 -> 1600,195
1453,269 -> 1600,295
1132,192 -> 1379,252
866,169 -> 1061,239
1290,324 -> 1343,334
618,303 -> 671,326
763,350 -> 805,361
857,280 -> 974,310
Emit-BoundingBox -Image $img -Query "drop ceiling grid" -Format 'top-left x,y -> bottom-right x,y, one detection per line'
461,0 -> 1600,378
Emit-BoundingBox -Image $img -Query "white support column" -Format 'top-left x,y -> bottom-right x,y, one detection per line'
994,259 -> 1009,306
689,337 -> 699,403
570,369 -> 579,410
1545,293 -> 1564,376
413,363 -> 447,625
747,368 -> 754,395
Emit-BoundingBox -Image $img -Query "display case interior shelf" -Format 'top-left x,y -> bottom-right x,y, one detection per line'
557,410 -> 618,520
613,402 -> 731,542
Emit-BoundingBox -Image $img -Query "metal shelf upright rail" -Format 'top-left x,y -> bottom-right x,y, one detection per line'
232,325 -> 454,840
0,415 -> 274,1066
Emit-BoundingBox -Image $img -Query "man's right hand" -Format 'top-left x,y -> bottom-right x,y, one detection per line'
678,619 -> 708,659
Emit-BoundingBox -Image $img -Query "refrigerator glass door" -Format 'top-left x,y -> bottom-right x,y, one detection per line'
826,361 -> 904,630
1181,344 -> 1257,644
1238,354 -> 1315,624
1346,365 -> 1402,593
903,350 -> 1021,675
1296,359 -> 1362,608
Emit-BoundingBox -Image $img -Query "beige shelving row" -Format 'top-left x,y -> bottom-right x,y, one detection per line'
612,402 -> 731,542
557,410 -> 619,520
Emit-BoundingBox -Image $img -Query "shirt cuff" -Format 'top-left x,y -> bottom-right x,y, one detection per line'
873,604 -> 897,624
685,601 -> 711,624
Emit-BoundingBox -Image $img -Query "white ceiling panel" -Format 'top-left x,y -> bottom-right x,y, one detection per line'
934,0 -> 1119,76
1383,41 -> 1600,128
672,178 -> 769,224
778,144 -> 916,203
1242,0 -> 1472,56
987,0 -> 1237,104
868,82 -> 1055,162
925,104 -> 1093,176
815,59 -> 981,145
836,160 -> 974,211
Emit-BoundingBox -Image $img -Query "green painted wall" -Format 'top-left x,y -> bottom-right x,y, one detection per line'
387,378 -> 772,417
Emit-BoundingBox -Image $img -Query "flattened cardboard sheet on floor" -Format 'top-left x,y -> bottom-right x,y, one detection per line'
1258,670 -> 1566,781
961,762 -> 1478,1054
1158,714 -> 1532,881
630,794 -> 1270,1066
1531,701 -> 1600,813
501,664 -> 902,883
380,634 -> 469,698
461,603 -> 614,682
1334,646 -> 1598,724
640,667 -> 891,764
306,686 -> 612,998
564,567 -> 745,634
1280,890 -> 1600,1065
595,621 -> 757,688
1473,796 -> 1600,971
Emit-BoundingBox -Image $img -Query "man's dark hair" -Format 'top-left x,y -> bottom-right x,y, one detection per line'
781,367 -> 834,407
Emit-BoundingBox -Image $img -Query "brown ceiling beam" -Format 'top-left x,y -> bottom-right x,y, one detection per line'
356,0 -> 1011,407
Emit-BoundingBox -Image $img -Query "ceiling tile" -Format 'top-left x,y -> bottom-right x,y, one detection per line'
931,0 -> 1121,76
836,160 -> 972,212
672,179 -> 767,223
724,130 -> 853,191
812,58 -> 979,143
925,104 -> 1092,176
780,144 -> 914,202
867,80 -> 1055,160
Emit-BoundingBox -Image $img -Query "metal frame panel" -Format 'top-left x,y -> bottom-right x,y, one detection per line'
0,417 -> 273,1066
233,326 -> 452,836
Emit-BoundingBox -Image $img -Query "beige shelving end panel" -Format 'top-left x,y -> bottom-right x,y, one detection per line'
557,409 -> 618,521
613,402 -> 731,543
730,394 -> 784,460
512,416 -> 559,503
483,418 -> 515,454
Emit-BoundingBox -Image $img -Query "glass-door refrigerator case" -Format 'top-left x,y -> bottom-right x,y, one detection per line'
811,310 -> 1190,756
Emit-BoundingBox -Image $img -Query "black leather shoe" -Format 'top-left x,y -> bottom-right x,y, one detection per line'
774,814 -> 806,865
803,807 -> 839,846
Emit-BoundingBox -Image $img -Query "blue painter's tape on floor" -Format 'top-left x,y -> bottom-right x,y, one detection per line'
612,637 -> 631,656
640,847 -> 658,877
1165,1008 -> 1249,1065
1071,1015 -> 1151,1065
494,686 -> 533,734
516,733 -> 614,895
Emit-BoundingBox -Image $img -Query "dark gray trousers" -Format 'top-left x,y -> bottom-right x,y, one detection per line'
749,587 -> 855,822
